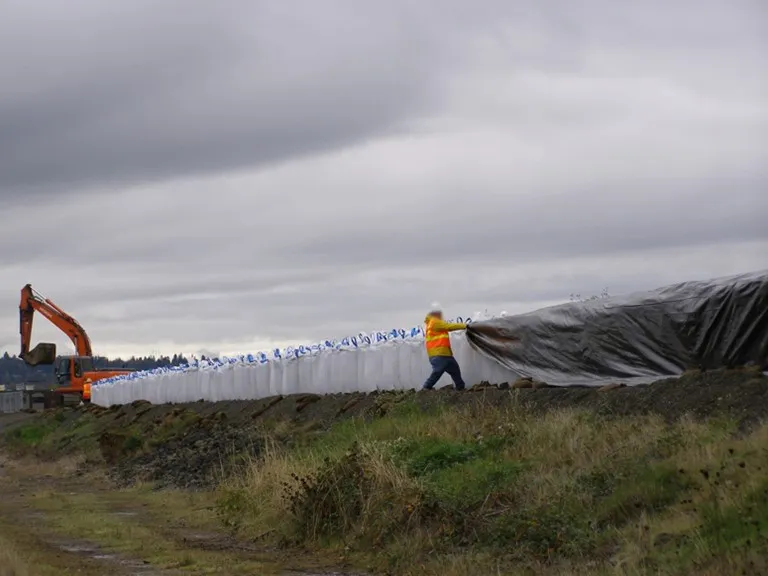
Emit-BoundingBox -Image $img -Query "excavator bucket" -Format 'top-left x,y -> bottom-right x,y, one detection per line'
22,342 -> 57,366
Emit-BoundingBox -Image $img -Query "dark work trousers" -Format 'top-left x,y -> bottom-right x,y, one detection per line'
423,355 -> 466,390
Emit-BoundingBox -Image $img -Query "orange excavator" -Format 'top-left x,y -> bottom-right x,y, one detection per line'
19,284 -> 133,404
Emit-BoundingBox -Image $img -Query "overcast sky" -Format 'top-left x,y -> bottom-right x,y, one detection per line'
1,0 -> 766,359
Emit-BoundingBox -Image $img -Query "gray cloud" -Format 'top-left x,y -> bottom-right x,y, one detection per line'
3,240 -> 766,357
0,0 -> 508,197
1,0 -> 767,358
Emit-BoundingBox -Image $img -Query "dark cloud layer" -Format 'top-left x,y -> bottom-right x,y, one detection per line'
1,0 -> 767,357
0,1 -> 501,196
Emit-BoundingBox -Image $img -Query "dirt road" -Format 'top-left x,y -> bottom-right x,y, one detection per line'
0,450 -> 361,575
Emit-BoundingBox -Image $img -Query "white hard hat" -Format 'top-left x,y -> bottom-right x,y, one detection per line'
429,301 -> 442,314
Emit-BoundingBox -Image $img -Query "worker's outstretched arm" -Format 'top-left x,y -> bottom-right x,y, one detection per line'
429,318 -> 467,332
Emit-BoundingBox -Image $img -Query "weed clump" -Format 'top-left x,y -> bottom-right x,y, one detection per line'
281,441 -> 421,545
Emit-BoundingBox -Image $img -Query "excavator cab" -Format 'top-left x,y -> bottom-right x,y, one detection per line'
54,356 -> 95,387
55,356 -> 71,386
23,342 -> 57,366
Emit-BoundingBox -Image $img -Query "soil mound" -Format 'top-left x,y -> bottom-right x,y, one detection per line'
494,366 -> 768,426
111,420 -> 265,489
6,368 -> 766,489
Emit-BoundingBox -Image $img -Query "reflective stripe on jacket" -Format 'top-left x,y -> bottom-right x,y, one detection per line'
424,315 -> 467,357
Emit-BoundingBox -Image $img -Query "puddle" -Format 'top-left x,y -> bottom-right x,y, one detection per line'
51,528 -> 363,576
184,531 -> 220,540
283,573 -> 368,576
60,543 -> 98,554
56,538 -> 361,576
54,539 -> 179,574
283,571 -> 369,576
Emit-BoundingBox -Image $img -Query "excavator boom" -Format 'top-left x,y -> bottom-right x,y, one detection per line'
19,284 -> 93,365
17,284 -> 132,403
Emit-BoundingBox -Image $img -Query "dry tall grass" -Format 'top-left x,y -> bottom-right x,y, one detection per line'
216,397 -> 768,575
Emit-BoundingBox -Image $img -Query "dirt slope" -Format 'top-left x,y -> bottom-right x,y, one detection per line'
0,411 -> 35,434
5,367 -> 765,490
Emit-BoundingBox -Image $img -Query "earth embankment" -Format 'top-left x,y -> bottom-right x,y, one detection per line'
2,367 -> 767,575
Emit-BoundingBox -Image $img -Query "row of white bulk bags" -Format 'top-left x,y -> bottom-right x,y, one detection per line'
91,331 -> 520,407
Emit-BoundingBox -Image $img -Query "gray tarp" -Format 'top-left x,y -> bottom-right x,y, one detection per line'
467,270 -> 768,386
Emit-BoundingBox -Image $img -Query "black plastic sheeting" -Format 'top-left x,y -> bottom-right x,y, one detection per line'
466,270 -> 768,387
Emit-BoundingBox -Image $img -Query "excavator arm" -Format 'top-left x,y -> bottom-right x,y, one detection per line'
19,284 -> 93,366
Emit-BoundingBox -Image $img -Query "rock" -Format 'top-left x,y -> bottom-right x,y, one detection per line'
295,394 -> 321,412
337,396 -> 364,416
597,383 -> 626,393
469,382 -> 496,392
512,378 -> 533,389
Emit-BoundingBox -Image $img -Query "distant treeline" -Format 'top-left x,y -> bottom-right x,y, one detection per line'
0,352 -> 193,384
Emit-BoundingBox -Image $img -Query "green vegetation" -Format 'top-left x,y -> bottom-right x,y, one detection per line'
3,404 -> 202,462
4,420 -> 59,448
26,488 -> 280,575
4,411 -> 98,457
216,398 -> 768,575
3,379 -> 767,575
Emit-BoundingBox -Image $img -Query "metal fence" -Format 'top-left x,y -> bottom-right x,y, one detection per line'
0,391 -> 24,413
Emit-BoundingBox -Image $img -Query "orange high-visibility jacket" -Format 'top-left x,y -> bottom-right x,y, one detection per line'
424,315 -> 467,357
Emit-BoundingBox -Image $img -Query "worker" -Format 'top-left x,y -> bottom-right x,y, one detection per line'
422,304 -> 468,391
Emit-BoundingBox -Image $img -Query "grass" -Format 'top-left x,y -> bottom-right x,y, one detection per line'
0,533 -> 31,576
0,526 -> 111,576
2,405 -> 201,462
215,397 -> 768,575
3,411 -> 99,458
3,391 -> 768,575
0,455 -> 333,576
21,484 -> 348,575
0,483 -> 94,576
4,420 -> 59,447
